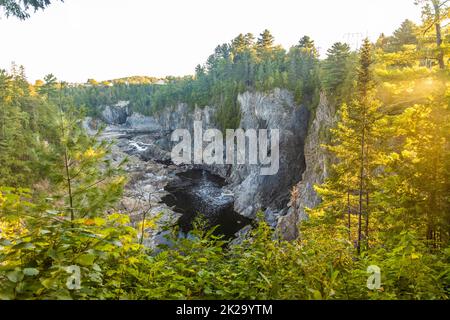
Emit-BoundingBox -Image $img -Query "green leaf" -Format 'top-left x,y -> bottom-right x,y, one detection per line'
258,272 -> 271,286
92,263 -> 102,272
0,239 -> 12,246
0,291 -> 14,300
6,270 -> 24,283
41,278 -> 58,289
23,268 -> 39,276
308,288 -> 323,300
76,254 -> 96,266
204,287 -> 213,295
12,242 -> 35,250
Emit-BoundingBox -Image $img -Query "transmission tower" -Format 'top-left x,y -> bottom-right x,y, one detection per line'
343,32 -> 365,50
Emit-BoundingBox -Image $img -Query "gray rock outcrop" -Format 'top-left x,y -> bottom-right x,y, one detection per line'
100,101 -> 131,125
229,89 -> 310,220
125,113 -> 162,132
277,93 -> 336,240
93,89 -> 336,240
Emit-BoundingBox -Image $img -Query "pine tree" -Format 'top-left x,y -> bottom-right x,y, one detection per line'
297,36 -> 319,58
392,19 -> 419,48
0,0 -> 63,20
257,29 -> 275,51
0,69 -> 33,186
38,73 -> 58,100
286,36 -> 320,104
415,0 -> 449,69
231,34 -> 247,54
40,82 -> 127,220
322,42 -> 353,101
380,75 -> 450,247
316,39 -> 383,254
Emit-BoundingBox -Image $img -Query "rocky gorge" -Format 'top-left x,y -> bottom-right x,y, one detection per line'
86,89 -> 336,247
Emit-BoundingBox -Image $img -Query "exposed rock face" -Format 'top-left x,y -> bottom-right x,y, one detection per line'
100,101 -> 131,125
277,93 -> 336,240
143,90 -> 310,223
93,89 -> 335,241
125,113 -> 162,132
95,131 -> 182,249
229,89 -> 310,221
156,104 -> 215,133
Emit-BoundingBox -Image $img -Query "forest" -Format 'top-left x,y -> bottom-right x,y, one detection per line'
0,0 -> 449,300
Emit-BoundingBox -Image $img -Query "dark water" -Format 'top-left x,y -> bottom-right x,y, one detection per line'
161,169 -> 251,239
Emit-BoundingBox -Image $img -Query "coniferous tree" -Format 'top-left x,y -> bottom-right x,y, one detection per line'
38,73 -> 58,100
256,29 -> 275,51
0,0 -> 63,19
322,42 -> 353,102
415,0 -> 449,69
40,82 -> 127,220
379,76 -> 450,247
315,39 -> 383,254
286,36 -> 320,104
392,19 -> 419,49
0,70 -> 29,186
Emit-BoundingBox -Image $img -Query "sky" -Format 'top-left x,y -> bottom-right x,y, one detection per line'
0,0 -> 422,83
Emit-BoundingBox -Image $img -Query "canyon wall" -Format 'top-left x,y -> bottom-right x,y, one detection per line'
277,93 -> 336,239
98,89 -> 336,239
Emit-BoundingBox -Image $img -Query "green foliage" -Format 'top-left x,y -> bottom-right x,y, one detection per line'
0,66 -> 61,187
0,187 -> 145,299
321,42 -> 356,103
1,10 -> 449,301
256,29 -> 275,50
67,30 -> 322,129
286,36 -> 321,105
376,20 -> 419,54
299,213 -> 449,300
0,0 -> 63,20
1,182 -> 449,300
44,104 -> 126,220
378,90 -> 450,244
308,12 -> 450,300
316,39 -> 383,254
37,74 -> 58,99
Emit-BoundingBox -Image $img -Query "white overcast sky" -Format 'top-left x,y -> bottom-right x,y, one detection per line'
0,0 -> 422,83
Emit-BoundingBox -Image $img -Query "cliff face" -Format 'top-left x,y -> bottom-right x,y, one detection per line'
230,89 -> 309,224
100,101 -> 132,124
277,93 -> 336,239
97,89 -> 335,239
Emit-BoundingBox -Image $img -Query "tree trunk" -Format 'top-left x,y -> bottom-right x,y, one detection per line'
433,0 -> 445,69
357,128 -> 365,255
365,191 -> 370,249
347,190 -> 351,241
64,149 -> 74,221
140,210 -> 148,245
59,82 -> 74,221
